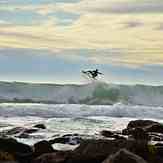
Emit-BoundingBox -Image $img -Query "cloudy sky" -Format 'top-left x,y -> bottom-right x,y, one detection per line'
0,0 -> 163,85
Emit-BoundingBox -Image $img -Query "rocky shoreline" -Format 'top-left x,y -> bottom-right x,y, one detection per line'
0,120 -> 163,163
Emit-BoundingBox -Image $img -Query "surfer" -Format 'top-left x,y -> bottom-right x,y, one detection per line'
82,69 -> 103,79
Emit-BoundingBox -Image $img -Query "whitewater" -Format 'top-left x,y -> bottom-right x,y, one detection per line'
0,81 -> 163,145
0,102 -> 163,145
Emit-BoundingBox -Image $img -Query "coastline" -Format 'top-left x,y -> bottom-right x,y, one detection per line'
0,119 -> 163,162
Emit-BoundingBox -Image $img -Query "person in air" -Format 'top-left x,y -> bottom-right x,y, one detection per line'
82,69 -> 103,79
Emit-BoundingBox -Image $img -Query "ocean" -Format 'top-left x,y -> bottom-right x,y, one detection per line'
0,81 -> 163,146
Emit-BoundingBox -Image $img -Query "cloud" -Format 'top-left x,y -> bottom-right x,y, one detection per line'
0,0 -> 163,68
59,0 -> 163,14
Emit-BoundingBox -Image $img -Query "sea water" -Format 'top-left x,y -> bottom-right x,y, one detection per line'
0,103 -> 163,145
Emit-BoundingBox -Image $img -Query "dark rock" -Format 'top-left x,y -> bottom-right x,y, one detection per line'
0,138 -> 33,163
102,148 -> 147,163
62,134 -> 79,137
130,128 -> 148,140
16,133 -> 30,139
34,140 -> 56,158
101,130 -> 126,140
24,128 -> 38,134
149,133 -> 163,141
100,130 -> 114,137
144,124 -> 163,134
122,120 -> 163,136
127,120 -> 159,129
66,139 -> 136,163
33,124 -> 46,129
32,151 -> 69,163
5,127 -> 24,135
3,126 -> 38,136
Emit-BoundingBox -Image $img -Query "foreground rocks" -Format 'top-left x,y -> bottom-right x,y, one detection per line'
0,119 -> 163,163
103,149 -> 147,163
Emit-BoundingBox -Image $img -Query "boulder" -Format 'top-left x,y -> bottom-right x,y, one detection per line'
23,128 -> 38,134
149,133 -> 163,141
34,140 -> 56,158
144,124 -> 163,134
102,149 -> 147,163
100,130 -> 126,140
122,120 -> 163,136
33,124 -> 46,129
127,120 -> 159,129
5,127 -> 24,135
66,139 -> 136,163
0,138 -> 33,163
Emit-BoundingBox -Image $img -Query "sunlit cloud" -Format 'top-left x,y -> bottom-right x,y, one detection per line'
0,0 -> 163,68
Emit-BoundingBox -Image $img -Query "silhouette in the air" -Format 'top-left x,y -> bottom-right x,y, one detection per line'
82,69 -> 103,80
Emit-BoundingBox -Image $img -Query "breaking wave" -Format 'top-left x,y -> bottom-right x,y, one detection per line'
0,81 -> 163,106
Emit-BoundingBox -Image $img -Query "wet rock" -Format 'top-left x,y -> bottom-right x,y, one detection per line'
102,148 -> 147,163
33,124 -> 46,129
122,120 -> 163,136
34,140 -> 56,158
23,128 -> 38,134
32,151 -> 69,163
127,120 -> 159,129
3,126 -> 38,136
149,133 -> 163,141
16,133 -> 30,139
100,130 -> 114,137
5,127 -> 24,135
0,137 -> 32,154
101,130 -> 126,140
0,138 -> 33,163
144,124 -> 163,134
130,127 -> 148,140
66,139 -> 136,163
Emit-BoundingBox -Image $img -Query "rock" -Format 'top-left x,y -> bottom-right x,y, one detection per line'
23,128 -> 38,134
5,127 -> 25,135
0,138 -> 33,163
100,130 -> 114,137
144,124 -> 163,134
34,140 -> 56,158
3,126 -> 38,136
122,120 -> 163,136
101,130 -> 126,140
102,149 -> 147,163
0,137 -> 32,154
149,133 -> 163,141
127,120 -> 159,129
16,133 -> 30,139
32,151 -> 69,163
33,124 -> 46,129
66,139 -> 136,163
130,128 -> 148,140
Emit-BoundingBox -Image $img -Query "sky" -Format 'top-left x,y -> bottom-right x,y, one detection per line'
0,0 -> 163,85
